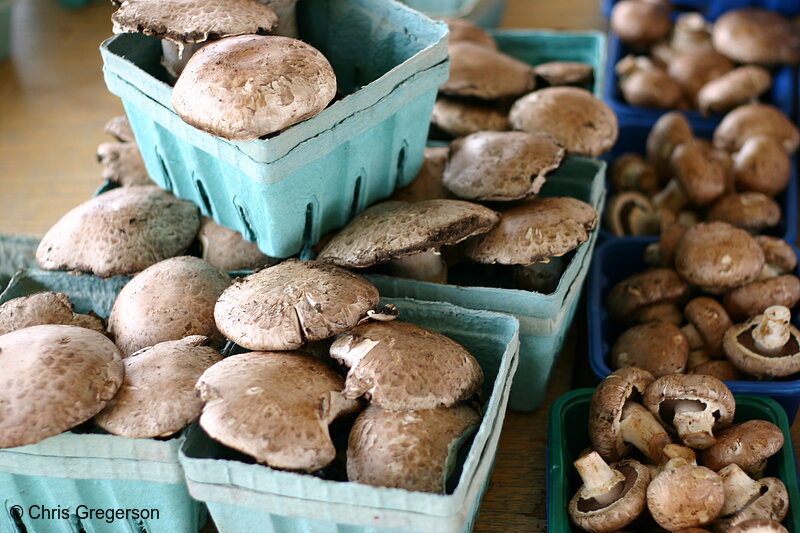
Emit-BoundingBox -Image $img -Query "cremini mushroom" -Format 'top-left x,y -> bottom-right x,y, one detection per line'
691,360 -> 742,381
670,12 -> 712,53
700,420 -> 784,476
723,305 -> 800,379
0,325 -> 123,448
257,0 -> 299,38
663,140 -> 725,208
646,111 -> 694,179
683,297 -> 733,359
616,55 -> 682,109
706,193 -> 781,234
667,48 -> 734,105
723,275 -> 800,321
646,461 -> 724,530
97,142 -> 151,187
390,147 -> 450,203
711,8 -> 800,66
197,217 -> 277,272
430,98 -> 509,138
610,0 -> 672,50
329,320 -> 483,411
104,114 -> 135,143
0,291 -> 75,336
108,256 -> 231,356
445,19 -> 497,49
610,153 -> 660,195
696,66 -> 771,116
715,464 -> 789,530
756,236 -> 797,279
440,41 -> 536,100
346,404 -> 480,493
713,104 -> 800,154
604,192 -> 659,236
612,322 -> 689,377
534,61 -> 594,87
607,268 -> 689,324
732,137 -> 791,198
94,336 -> 222,438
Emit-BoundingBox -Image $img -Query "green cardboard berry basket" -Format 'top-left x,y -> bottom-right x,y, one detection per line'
399,0 -> 507,28
100,0 -> 450,259
0,233 -> 39,293
0,0 -> 11,61
367,157 -> 606,412
547,389 -> 800,532
179,298 -> 520,533
0,270 -> 207,533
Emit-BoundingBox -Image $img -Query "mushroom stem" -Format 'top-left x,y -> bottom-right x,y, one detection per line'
672,400 -> 717,449
620,401 -> 671,463
652,179 -> 688,215
388,251 -> 447,284
161,41 -> 203,79
682,323 -> 705,350
574,451 -> 626,507
719,464 -> 763,517
752,306 -> 792,355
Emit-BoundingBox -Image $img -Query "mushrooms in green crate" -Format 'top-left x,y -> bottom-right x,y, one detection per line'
390,146 -> 450,203
700,420 -> 784,476
97,141 -> 151,187
715,464 -> 789,530
646,457 -> 724,530
445,19 -> 498,50
430,98 -> 510,138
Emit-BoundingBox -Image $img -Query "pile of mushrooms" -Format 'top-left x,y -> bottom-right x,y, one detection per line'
569,367 -> 790,532
609,3 -> 800,113
607,223 -> 800,382
605,108 -> 798,237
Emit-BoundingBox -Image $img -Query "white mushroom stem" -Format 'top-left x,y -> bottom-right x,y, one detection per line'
671,400 -> 716,448
759,262 -> 783,280
574,451 -> 626,507
161,41 -> 203,79
388,251 -> 447,284
682,323 -> 705,350
652,179 -> 688,214
620,401 -> 671,463
719,464 -> 763,517
660,443 -> 696,471
752,306 -> 792,356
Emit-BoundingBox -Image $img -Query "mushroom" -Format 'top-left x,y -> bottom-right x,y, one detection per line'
390,147 -> 450,203
196,351 -> 361,472
714,464 -> 789,530
568,452 -> 650,533
440,41 -> 536,100
35,186 -> 200,278
508,87 -> 618,157
197,217 -> 278,272
699,420 -> 785,476
172,35 -> 337,141
533,61 -> 594,87
111,0 -> 278,78
634,302 -> 683,326
346,404 -> 481,493
607,268 -> 689,324
706,192 -> 781,234
644,219 -> 691,268
673,222 -> 764,295
659,141 -> 725,210
442,131 -> 565,201
732,137 -> 791,197
667,48 -> 734,104
329,320 -> 483,411
610,0 -> 672,50
727,519 -> 789,533
611,322 -> 689,377
604,192 -> 659,236
445,19 -> 497,49
589,367 -> 672,464
646,111 -> 694,180
96,142 -> 151,187
430,98 -> 509,138
94,336 -> 222,438
104,114 -> 135,143
756,236 -> 797,279
108,256 -> 231,356
214,259 -> 378,351
610,153 -> 660,195
670,12 -> 712,53
616,55 -> 683,109
683,297 -> 733,359
691,360 -> 743,381
0,325 -> 123,448
0,291 -> 75,335
713,104 -> 800,154
696,66 -> 771,116
722,305 -> 800,379
646,461 -> 724,530
711,8 -> 800,66
722,275 -> 800,321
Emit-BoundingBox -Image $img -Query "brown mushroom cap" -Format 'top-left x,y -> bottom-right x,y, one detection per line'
442,131 -> 564,201
713,104 -> 800,154
684,297 -> 732,358
619,64 -> 683,109
0,325 -> 123,448
733,136 -> 792,197
0,292 -> 75,336
317,200 -> 498,267
509,87 -> 618,157
104,115 -> 135,143
197,217 -> 277,272
108,256 -> 231,356
534,61 -> 594,87
707,193 -> 781,233
610,0 -> 672,49
607,268 -> 690,323
711,8 -> 800,66
445,19 -> 498,50
673,222 -> 765,294
646,464 -> 724,530
696,66 -> 771,116
97,142 -> 151,187
756,236 -> 797,275
610,153 -> 660,195
723,275 -> 800,320
430,98 -> 509,138
214,259 -> 379,351
667,48 -> 734,103
94,336 -> 222,438
722,311 -> 800,379
346,404 -> 480,493
727,519 -> 789,533
111,0 -> 278,45
699,420 -> 785,474
329,320 -> 483,411
647,112 -> 694,179
172,35 -> 336,141
612,322 -> 689,377
690,360 -> 742,381
670,141 -> 725,206
390,147 -> 449,203
464,197 -> 598,265
196,350 -> 360,472
440,41 -> 536,100
36,186 -> 200,278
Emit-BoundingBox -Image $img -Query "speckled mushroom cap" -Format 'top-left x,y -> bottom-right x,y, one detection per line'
684,297 -> 732,358
445,19 -> 498,49
673,222 -> 764,294
346,404 -> 480,493
646,464 -> 724,530
727,519 -> 789,533
670,141 -> 725,206
733,136 -> 791,197
36,186 -> 200,278
723,275 -> 800,320
442,131 -> 565,201
431,98 -> 509,138
589,367 -> 657,462
440,42 -> 536,100
509,87 -> 618,157
0,325 -> 123,448
196,351 -> 361,472
646,112 -> 694,179
706,193 -> 781,233
214,259 -> 379,351
97,142 -> 151,187
607,269 -> 689,322
104,115 -> 135,143
0,292 -> 74,336
94,336 -> 221,438
197,217 -> 276,271
329,320 -> 483,411
111,0 -> 278,45
534,61 -> 594,87
612,323 -> 689,377
317,200 -> 499,267
723,312 -> 800,379
464,197 -> 597,266
712,8 -> 800,65
713,104 -> 800,154
172,35 -> 336,141
108,256 -> 231,356
699,420 -> 784,473
756,236 -> 797,274
390,147 -> 449,203
696,66 -> 771,116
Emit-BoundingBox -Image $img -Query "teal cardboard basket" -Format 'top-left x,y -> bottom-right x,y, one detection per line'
100,0 -> 450,259
399,0 -> 507,27
0,271 -> 207,533
0,0 -> 11,61
367,157 -> 606,412
180,298 -> 520,533
0,233 -> 39,293
547,389 -> 800,532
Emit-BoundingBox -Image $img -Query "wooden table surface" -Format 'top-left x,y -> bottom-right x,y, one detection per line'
0,2 -> 797,533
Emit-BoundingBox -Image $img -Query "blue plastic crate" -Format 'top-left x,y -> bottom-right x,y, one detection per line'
0,0 -> 11,62
100,0 -> 450,258
180,298 -> 520,533
601,0 -> 800,20
399,0 -> 507,27
546,389 -> 800,532
588,237 -> 800,422
364,157 -> 606,412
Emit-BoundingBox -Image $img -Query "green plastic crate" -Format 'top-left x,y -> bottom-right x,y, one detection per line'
0,0 -> 11,61
0,271 -> 207,533
547,389 -> 800,532
368,157 -> 606,412
180,298 -> 520,533
399,0 -> 506,27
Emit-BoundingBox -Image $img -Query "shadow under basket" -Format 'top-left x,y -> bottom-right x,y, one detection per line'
179,298 -> 520,533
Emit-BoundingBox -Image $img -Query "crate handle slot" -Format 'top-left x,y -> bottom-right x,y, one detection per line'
234,203 -> 256,242
350,175 -> 364,219
194,177 -> 213,217
155,150 -> 175,193
302,202 -> 317,245
6,504 -> 26,533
